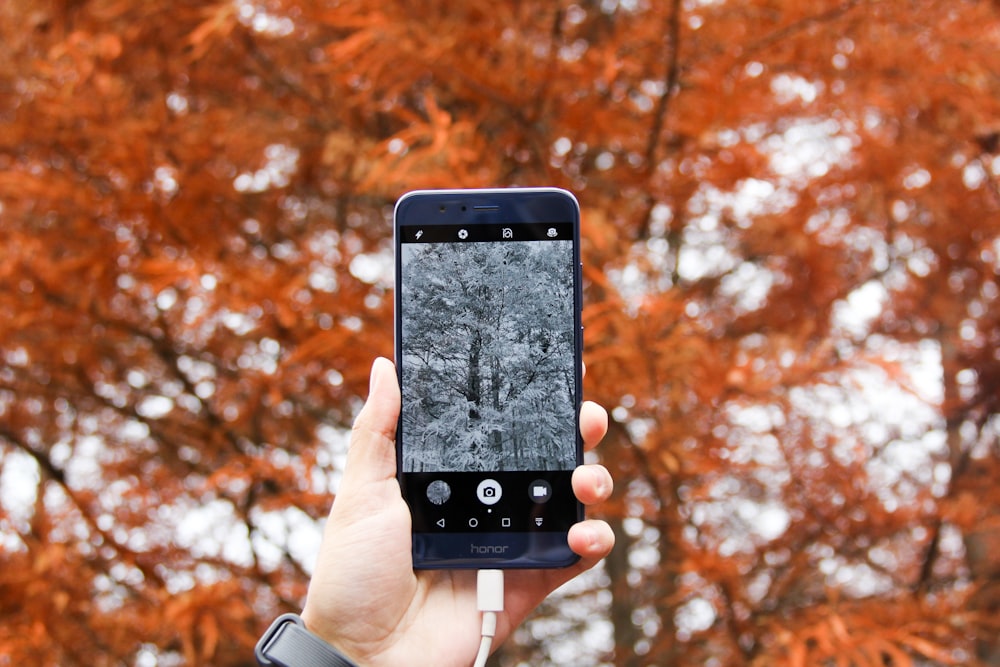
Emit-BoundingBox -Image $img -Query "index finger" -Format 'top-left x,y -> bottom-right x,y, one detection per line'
580,400 -> 608,452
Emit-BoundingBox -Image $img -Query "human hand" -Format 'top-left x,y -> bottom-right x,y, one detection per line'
301,357 -> 615,666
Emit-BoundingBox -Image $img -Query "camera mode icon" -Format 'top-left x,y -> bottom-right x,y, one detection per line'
477,479 -> 502,506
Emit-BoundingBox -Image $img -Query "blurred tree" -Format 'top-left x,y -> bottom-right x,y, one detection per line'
1,1 -> 998,666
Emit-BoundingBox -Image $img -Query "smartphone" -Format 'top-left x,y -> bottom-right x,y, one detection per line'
393,188 -> 584,569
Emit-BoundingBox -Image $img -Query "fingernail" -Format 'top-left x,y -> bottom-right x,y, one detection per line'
584,526 -> 603,553
593,467 -> 611,497
369,357 -> 389,393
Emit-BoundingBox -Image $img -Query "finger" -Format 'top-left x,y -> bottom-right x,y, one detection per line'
579,400 -> 608,451
572,464 -> 613,505
567,519 -> 616,563
343,357 -> 401,486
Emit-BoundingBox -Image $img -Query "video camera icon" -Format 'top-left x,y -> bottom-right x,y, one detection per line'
529,479 -> 552,503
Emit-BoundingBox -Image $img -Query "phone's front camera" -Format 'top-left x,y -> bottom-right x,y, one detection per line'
438,205 -> 446,213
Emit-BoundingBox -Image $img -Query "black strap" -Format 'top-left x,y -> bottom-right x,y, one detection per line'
256,614 -> 359,667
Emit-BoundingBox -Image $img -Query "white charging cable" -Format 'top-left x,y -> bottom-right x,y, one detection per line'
473,569 -> 505,667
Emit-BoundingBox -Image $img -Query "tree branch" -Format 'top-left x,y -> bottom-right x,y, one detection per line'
643,0 -> 683,171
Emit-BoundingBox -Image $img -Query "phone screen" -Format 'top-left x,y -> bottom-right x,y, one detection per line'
394,189 -> 583,569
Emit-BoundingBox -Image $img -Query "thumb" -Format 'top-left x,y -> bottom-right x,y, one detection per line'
342,357 -> 401,487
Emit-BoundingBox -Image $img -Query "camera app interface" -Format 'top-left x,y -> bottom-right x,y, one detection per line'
398,222 -> 579,533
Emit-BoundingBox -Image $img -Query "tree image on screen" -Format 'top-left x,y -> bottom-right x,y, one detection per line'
401,240 -> 576,473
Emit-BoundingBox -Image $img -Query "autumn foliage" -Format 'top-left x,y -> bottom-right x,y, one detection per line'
2,0 -> 999,665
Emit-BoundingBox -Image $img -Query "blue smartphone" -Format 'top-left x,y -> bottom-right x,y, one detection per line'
393,188 -> 584,569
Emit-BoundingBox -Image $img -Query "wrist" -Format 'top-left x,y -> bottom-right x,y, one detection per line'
299,607 -> 354,659
256,613 -> 360,667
